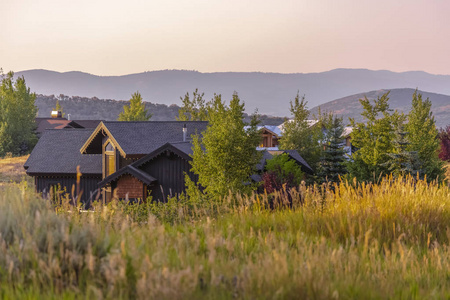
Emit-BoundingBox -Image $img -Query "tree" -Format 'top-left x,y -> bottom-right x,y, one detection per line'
319,116 -> 347,183
439,125 -> 450,161
118,92 -> 152,121
262,153 -> 304,193
0,71 -> 38,156
190,92 -> 261,198
53,99 -> 65,118
383,124 -> 421,178
177,89 -> 208,121
278,92 -> 324,171
406,90 -> 444,181
348,92 -> 403,181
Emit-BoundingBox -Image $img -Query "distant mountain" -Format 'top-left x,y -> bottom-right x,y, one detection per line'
15,69 -> 450,117
310,88 -> 450,128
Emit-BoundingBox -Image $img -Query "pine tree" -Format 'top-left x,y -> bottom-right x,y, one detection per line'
319,116 -> 347,183
0,71 -> 38,156
384,124 -> 421,178
190,92 -> 261,198
117,92 -> 152,121
177,89 -> 208,121
406,90 -> 444,182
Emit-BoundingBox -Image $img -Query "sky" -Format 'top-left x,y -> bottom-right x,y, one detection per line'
2,0 -> 450,76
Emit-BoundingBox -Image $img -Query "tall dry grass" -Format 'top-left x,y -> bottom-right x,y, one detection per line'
1,176 -> 450,299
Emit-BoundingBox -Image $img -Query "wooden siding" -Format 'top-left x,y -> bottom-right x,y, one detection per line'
140,152 -> 197,202
34,175 -> 101,205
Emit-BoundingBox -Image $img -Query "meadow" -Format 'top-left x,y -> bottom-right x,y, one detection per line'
1,158 -> 450,299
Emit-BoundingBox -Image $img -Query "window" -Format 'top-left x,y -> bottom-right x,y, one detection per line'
104,141 -> 115,177
106,153 -> 115,176
105,142 -> 114,152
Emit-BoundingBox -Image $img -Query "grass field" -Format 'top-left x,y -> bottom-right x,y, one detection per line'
0,155 -> 29,185
1,157 -> 450,299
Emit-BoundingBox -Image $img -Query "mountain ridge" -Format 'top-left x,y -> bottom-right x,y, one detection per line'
14,68 -> 450,117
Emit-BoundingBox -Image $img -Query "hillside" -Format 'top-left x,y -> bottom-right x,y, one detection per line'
310,88 -> 450,128
17,69 -> 450,117
35,94 -> 285,125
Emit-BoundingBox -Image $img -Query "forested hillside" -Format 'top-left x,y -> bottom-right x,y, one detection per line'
35,94 -> 285,125
310,88 -> 450,128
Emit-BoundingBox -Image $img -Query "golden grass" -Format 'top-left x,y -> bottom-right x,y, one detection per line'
1,176 -> 450,299
0,155 -> 29,184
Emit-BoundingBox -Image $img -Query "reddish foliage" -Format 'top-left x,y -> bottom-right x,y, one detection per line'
439,126 -> 450,161
261,171 -> 297,194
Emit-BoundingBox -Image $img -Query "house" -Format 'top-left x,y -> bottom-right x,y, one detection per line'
25,121 -> 208,204
35,111 -> 103,136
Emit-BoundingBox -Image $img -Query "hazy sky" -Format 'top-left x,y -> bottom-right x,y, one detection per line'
2,0 -> 450,75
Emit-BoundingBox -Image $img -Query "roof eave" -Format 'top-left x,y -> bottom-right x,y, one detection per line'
79,122 -> 127,157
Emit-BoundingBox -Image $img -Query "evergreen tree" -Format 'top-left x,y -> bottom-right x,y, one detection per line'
117,92 -> 152,121
384,124 -> 421,178
0,71 -> 38,156
190,92 -> 261,198
177,89 -> 208,121
279,92 -> 324,171
319,116 -> 347,183
348,92 -> 403,181
405,90 -> 444,181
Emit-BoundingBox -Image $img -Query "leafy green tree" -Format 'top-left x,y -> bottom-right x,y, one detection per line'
405,90 -> 444,181
262,153 -> 304,193
279,92 -> 324,171
319,116 -> 347,183
348,92 -> 403,181
53,99 -> 65,118
190,92 -> 261,198
118,92 -> 152,121
177,89 -> 208,121
0,71 -> 38,155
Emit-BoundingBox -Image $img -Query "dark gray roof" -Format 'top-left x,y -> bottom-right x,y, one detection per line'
170,141 -> 195,156
98,165 -> 156,188
70,120 -> 103,129
25,129 -> 102,175
132,142 -> 193,168
282,150 -> 313,172
35,117 -> 71,134
82,121 -> 208,156
256,149 -> 313,174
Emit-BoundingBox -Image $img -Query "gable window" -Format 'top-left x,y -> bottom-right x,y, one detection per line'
105,142 -> 116,176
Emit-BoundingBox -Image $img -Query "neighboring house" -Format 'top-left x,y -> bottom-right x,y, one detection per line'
35,111 -> 103,136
